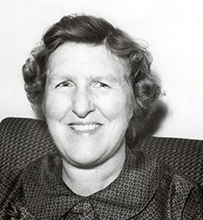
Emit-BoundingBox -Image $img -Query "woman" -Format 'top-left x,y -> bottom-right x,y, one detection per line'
1,14 -> 202,219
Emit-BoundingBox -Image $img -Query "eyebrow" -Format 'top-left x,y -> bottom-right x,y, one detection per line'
90,75 -> 119,83
48,73 -> 119,81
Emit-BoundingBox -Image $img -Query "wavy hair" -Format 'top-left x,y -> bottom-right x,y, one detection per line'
22,14 -> 161,141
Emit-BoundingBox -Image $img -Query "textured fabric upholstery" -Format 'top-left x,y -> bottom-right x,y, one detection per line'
0,117 -> 57,170
0,117 -> 203,187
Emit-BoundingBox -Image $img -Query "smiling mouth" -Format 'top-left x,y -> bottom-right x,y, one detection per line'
69,124 -> 101,132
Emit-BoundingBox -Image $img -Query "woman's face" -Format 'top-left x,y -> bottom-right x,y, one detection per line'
44,43 -> 133,167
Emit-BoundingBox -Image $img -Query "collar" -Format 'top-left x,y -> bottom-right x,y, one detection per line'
22,148 -> 164,219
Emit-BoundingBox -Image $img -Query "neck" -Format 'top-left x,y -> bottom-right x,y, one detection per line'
62,146 -> 126,197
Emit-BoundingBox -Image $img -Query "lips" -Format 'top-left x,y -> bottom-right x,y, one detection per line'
69,123 -> 101,132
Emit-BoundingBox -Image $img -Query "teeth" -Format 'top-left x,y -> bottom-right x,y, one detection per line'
70,124 -> 100,132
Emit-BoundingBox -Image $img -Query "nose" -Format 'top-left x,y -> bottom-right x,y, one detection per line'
72,88 -> 95,118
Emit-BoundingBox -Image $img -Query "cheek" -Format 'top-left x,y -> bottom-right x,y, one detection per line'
98,92 -> 132,122
44,93 -> 71,120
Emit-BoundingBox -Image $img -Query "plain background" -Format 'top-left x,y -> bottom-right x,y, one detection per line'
0,0 -> 203,139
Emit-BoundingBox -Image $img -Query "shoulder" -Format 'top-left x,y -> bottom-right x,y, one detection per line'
151,154 -> 203,218
0,153 -> 59,184
161,164 -> 203,218
129,148 -> 202,191
0,153 -> 59,215
128,149 -> 203,218
0,167 -> 23,218
0,167 -> 23,199
162,167 -> 203,218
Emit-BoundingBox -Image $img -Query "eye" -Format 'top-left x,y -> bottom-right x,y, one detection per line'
93,81 -> 110,89
55,81 -> 73,88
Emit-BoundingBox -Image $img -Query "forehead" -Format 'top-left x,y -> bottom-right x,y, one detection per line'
47,43 -> 129,78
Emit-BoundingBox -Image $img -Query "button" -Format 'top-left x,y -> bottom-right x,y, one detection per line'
72,201 -> 92,214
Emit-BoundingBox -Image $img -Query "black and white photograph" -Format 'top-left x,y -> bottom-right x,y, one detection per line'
0,0 -> 203,219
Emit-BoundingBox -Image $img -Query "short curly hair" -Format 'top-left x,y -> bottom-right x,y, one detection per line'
22,14 -> 161,141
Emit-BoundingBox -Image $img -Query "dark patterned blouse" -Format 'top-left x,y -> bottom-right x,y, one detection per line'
0,147 -> 203,219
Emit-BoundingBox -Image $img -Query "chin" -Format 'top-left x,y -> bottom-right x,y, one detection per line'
70,158 -> 103,169
61,151 -> 103,168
